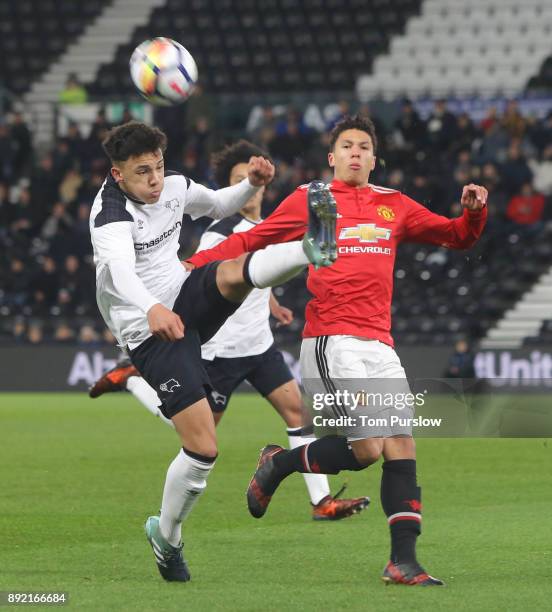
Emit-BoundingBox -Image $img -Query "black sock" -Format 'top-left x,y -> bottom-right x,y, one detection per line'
272,435 -> 364,477
380,459 -> 421,565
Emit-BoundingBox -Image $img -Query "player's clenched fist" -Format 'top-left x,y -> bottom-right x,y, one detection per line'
147,303 -> 185,341
247,155 -> 275,187
461,183 -> 488,211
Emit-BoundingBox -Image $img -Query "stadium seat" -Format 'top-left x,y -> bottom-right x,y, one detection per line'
1,0 -> 110,93
87,0 -> 424,95
363,0 -> 552,98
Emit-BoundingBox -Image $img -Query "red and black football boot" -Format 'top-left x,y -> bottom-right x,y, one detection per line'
246,444 -> 286,518
312,484 -> 370,521
88,358 -> 138,398
381,561 -> 445,586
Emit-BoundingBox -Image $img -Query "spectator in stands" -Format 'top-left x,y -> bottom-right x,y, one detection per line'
187,116 -> 215,179
184,82 -> 215,134
476,119 -> 510,164
246,105 -> 277,144
0,78 -> 14,115
426,99 -> 457,155
77,323 -> 100,346
443,165 -> 474,216
304,132 -> 332,175
0,122 -> 16,184
31,155 -> 61,222
501,100 -> 526,140
0,181 -> 9,236
40,202 -> 73,242
59,254 -> 95,312
59,168 -> 83,205
479,162 -> 508,220
54,288 -> 74,317
75,173 -> 101,206
180,147 -> 203,183
10,112 -> 33,179
65,122 -> 88,169
406,173 -> 434,209
444,339 -> 476,379
451,113 -> 479,157
58,73 -> 88,105
53,321 -> 75,343
26,321 -> 44,344
85,122 -> 112,174
387,168 -> 405,191
9,187 -> 35,243
10,316 -> 26,344
480,162 -> 502,193
393,98 -> 426,153
31,256 -> 59,314
88,109 -> 112,147
505,182 -> 545,228
269,109 -> 312,164
480,106 -> 499,133
52,139 -> 74,182
4,258 -> 29,308
72,203 -> 93,258
528,110 -> 552,155
529,143 -> 552,198
120,108 -> 136,124
500,140 -> 533,197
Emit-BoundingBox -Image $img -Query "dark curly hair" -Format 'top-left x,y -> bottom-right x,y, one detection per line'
102,121 -> 167,162
328,114 -> 378,153
212,139 -> 272,187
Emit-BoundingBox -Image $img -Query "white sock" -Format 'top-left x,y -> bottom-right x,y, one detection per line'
126,376 -> 174,428
159,449 -> 215,546
287,427 -> 330,505
246,241 -> 308,288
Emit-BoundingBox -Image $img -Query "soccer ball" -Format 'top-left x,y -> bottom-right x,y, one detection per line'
129,37 -> 198,106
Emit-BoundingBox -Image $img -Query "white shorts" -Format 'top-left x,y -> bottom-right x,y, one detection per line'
300,336 -> 413,439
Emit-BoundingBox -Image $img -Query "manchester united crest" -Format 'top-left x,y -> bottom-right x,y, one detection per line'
376,206 -> 395,221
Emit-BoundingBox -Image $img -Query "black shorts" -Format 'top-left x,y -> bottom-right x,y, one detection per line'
204,344 -> 294,413
129,262 -> 240,418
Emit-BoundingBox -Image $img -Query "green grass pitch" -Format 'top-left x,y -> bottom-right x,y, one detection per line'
1,393 -> 551,611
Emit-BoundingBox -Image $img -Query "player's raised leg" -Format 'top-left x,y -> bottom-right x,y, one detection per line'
302,180 -> 338,268
214,179 -> 338,302
89,357 -> 174,427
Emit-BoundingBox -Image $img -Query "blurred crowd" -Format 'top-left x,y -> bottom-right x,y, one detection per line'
1,95 -> 552,345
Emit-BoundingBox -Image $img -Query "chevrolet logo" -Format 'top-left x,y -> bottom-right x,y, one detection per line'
339,224 -> 391,243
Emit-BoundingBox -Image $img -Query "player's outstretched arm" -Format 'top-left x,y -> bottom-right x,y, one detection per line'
187,188 -> 309,268
184,156 -> 275,221
402,183 -> 488,249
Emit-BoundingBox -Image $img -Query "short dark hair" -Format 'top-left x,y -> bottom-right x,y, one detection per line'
328,114 -> 378,153
102,121 -> 167,163
212,139 -> 272,187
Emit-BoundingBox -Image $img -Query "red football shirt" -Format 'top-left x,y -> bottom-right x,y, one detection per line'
189,180 -> 487,346
506,193 -> 544,225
